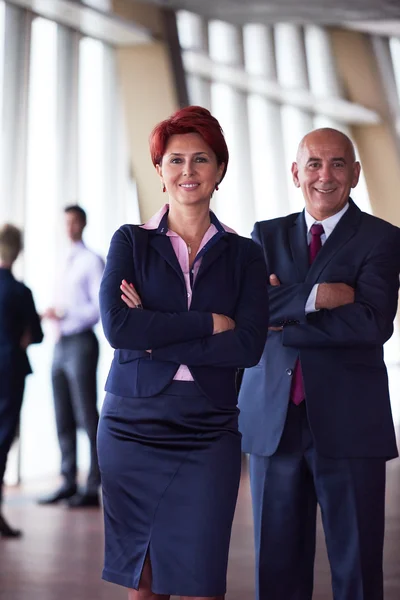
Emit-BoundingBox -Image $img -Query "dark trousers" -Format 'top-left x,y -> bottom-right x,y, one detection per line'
0,377 -> 25,505
250,402 -> 386,600
52,330 -> 100,493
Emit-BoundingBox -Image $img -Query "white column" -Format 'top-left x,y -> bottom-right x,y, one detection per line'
275,24 -> 314,213
244,24 -> 289,221
22,16 -> 60,482
0,1 -> 5,213
177,11 -> 211,108
304,25 -> 342,130
1,4 -> 32,225
57,26 -> 80,208
305,25 -> 372,215
209,20 -> 254,236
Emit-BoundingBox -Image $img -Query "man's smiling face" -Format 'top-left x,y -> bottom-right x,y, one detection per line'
291,129 -> 361,221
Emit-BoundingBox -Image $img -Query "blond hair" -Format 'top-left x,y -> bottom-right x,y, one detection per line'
0,223 -> 23,264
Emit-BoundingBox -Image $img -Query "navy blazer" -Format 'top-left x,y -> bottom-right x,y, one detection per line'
239,200 -> 400,459
0,268 -> 43,382
100,217 -> 269,406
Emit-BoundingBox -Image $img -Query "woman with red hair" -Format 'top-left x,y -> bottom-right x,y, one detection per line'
98,106 -> 269,600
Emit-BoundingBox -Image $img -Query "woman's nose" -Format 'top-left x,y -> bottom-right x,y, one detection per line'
182,160 -> 195,177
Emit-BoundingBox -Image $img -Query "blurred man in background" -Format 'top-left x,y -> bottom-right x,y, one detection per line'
38,205 -> 104,508
0,224 -> 43,537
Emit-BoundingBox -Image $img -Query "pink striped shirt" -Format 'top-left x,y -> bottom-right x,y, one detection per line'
141,204 -> 235,380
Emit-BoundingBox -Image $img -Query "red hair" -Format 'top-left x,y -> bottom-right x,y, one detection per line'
149,106 -> 229,181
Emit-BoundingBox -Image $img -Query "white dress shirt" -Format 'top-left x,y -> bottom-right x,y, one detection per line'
56,241 -> 105,335
304,203 -> 349,314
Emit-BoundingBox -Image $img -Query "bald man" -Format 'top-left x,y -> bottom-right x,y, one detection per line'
239,129 -> 400,600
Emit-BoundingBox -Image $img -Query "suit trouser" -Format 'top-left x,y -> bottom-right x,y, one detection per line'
250,402 -> 386,600
52,330 -> 100,493
0,378 -> 25,505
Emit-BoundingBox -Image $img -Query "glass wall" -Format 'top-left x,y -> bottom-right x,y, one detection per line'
177,10 -> 399,366
0,3 -> 137,483
177,12 -> 373,235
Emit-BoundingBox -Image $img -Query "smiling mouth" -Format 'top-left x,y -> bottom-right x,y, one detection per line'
314,188 -> 336,194
180,183 -> 200,189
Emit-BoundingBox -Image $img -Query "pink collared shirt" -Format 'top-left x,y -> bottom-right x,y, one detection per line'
141,204 -> 235,380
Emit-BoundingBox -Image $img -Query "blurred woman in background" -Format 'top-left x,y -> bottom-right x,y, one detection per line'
0,224 -> 43,537
97,106 -> 269,599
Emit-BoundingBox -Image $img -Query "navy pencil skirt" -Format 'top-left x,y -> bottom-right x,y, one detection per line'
97,381 -> 241,596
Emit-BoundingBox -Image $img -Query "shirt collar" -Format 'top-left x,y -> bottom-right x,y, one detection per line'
140,203 -> 236,235
304,202 -> 349,239
67,240 -> 86,258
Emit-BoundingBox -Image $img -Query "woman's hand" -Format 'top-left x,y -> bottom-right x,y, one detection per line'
120,280 -> 143,309
212,313 -> 236,335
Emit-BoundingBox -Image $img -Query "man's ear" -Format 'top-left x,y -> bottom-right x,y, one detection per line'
351,161 -> 361,189
291,162 -> 300,188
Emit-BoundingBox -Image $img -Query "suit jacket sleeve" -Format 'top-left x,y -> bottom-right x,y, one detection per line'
100,227 -> 213,350
24,287 -> 44,344
282,229 -> 400,348
252,221 -> 313,325
151,242 -> 269,368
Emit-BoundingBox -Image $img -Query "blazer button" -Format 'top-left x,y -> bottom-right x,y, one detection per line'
286,368 -> 293,376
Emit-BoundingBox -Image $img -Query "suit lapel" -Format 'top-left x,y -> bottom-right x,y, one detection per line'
306,200 -> 361,283
289,212 -> 309,281
149,234 -> 185,285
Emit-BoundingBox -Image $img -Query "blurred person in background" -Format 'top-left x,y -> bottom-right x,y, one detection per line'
97,106 -> 269,600
0,224 -> 43,537
38,205 -> 104,508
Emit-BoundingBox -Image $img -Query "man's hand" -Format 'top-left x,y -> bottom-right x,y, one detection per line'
120,280 -> 143,309
212,314 -> 236,334
315,283 -> 355,310
42,307 -> 61,321
269,274 -> 281,287
268,275 -> 283,330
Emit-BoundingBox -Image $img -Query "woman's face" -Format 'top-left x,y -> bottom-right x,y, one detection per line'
156,132 -> 225,208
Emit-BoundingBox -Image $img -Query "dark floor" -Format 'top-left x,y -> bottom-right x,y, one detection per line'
1,367 -> 400,599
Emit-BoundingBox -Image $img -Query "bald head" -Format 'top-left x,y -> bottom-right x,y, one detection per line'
296,128 -> 356,164
292,127 -> 361,221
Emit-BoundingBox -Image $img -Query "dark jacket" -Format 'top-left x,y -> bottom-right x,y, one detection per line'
0,268 -> 43,382
239,200 -> 400,459
100,219 -> 269,406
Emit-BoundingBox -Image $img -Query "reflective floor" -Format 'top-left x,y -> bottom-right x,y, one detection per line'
1,366 -> 400,600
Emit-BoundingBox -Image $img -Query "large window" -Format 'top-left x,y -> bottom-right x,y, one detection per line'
178,12 -> 374,229
79,37 -> 107,254
1,6 -> 136,484
22,17 -> 60,480
0,0 -> 5,195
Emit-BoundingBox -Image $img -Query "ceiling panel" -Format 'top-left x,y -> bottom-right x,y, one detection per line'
132,0 -> 400,26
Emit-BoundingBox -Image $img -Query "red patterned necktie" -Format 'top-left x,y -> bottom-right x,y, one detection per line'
290,223 -> 325,405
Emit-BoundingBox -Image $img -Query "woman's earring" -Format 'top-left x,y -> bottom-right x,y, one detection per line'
162,184 -> 166,193
215,183 -> 219,191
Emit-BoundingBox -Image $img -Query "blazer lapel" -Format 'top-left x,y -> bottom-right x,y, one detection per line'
306,199 -> 361,283
149,234 -> 185,285
289,212 -> 309,281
